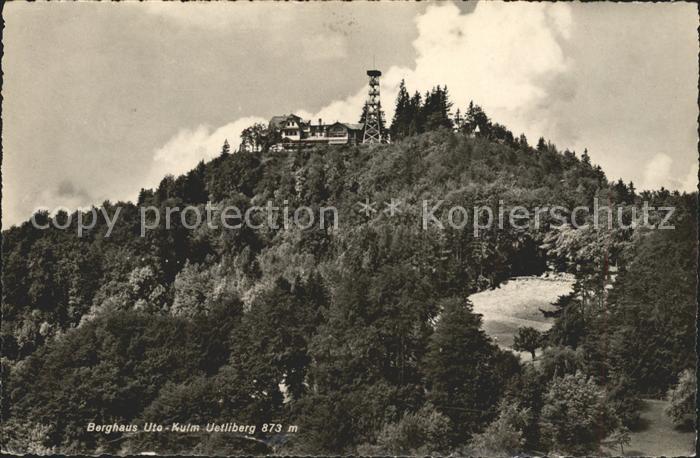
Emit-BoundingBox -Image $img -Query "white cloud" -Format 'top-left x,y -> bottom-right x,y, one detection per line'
641,153 -> 698,192
681,165 -> 698,193
297,89 -> 370,125
409,2 -> 571,134
296,2 -> 572,140
145,116 -> 266,188
642,153 -> 674,190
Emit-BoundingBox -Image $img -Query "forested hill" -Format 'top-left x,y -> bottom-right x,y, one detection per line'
2,129 -> 608,343
2,124 -> 697,455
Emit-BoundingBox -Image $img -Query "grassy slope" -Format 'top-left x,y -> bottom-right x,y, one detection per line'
469,275 -> 574,353
604,399 -> 696,457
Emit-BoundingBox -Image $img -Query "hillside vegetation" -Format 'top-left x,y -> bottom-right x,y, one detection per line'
1,96 -> 696,455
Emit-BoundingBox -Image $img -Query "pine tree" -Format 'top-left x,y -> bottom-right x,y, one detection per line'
465,101 -> 490,136
536,137 -> 547,153
359,103 -> 367,124
422,86 -> 454,131
465,100 -> 475,126
390,79 -> 411,140
454,108 -> 463,129
221,139 -> 231,155
409,91 -> 424,135
518,133 -> 529,149
439,85 -> 454,129
581,148 -> 591,165
424,298 -> 504,443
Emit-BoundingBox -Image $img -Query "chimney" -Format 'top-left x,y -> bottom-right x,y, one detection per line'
319,118 -> 323,126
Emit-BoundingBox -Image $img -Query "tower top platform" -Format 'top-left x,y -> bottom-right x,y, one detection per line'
366,70 -> 382,77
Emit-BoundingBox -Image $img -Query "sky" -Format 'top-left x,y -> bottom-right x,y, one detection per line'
2,2 -> 698,228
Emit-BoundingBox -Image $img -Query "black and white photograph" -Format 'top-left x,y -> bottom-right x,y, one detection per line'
1,2 -> 698,456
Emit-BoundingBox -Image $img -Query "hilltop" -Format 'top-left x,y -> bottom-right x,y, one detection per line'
2,122 -> 696,455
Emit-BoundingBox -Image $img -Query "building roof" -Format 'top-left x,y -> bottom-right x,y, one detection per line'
328,121 -> 364,131
270,116 -> 364,134
269,114 -> 306,130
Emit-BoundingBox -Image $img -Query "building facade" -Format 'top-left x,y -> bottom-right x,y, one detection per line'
263,69 -> 388,151
268,114 -> 364,150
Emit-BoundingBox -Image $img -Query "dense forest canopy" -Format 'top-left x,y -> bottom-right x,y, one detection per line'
1,86 -> 697,455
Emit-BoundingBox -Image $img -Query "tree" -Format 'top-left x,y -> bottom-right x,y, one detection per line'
424,298 -> 507,444
603,426 -> 631,456
85,263 -> 169,319
220,139 -> 230,155
129,371 -> 270,455
408,91 -> 423,135
389,79 -> 411,140
421,86 -> 453,132
240,123 -> 273,153
501,366 -> 546,450
362,404 -> 452,456
606,211 -> 697,394
242,276 -> 325,400
536,137 -> 547,152
518,133 -> 529,149
464,100 -> 490,136
540,372 -> 616,455
5,312 -> 211,452
539,345 -> 582,380
439,86 -> 454,128
453,108 -> 463,130
1,420 -> 56,455
155,174 -> 176,204
468,401 -> 531,457
491,123 -> 514,145
581,148 -> 591,165
137,188 -> 154,205
665,369 -> 696,427
513,326 -> 542,361
128,266 -> 168,313
176,160 -> 208,204
209,148 -> 262,199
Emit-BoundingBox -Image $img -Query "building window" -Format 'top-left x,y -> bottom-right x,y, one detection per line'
329,127 -> 347,138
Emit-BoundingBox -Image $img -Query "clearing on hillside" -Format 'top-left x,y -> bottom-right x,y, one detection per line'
469,275 -> 574,358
